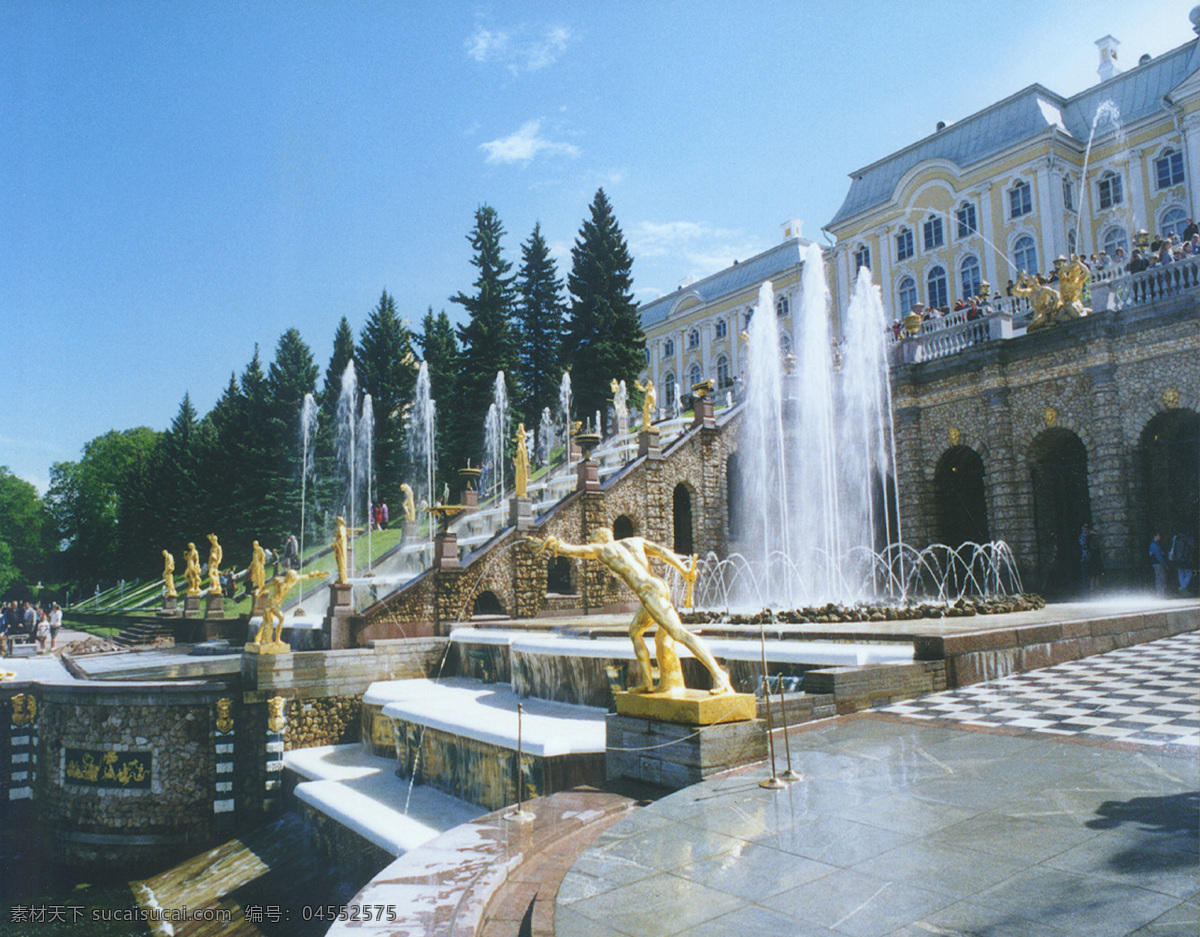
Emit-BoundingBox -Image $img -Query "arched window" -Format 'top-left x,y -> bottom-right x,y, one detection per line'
689,363 -> 702,388
1160,206 -> 1188,240
898,276 -> 918,316
775,296 -> 790,318
687,328 -> 700,349
956,202 -> 977,239
1013,235 -> 1038,275
714,318 -> 728,339
663,372 -> 676,410
926,265 -> 948,309
716,355 -> 731,390
923,214 -> 944,250
1062,177 -> 1075,212
895,227 -> 914,260
1097,171 -> 1123,210
854,244 -> 871,271
960,255 -> 982,298
1155,148 -> 1185,189
663,338 -> 675,358
1009,180 -> 1032,218
1102,226 -> 1128,257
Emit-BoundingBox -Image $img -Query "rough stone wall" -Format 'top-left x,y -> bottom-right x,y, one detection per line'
36,684 -> 225,866
284,694 -> 362,750
893,299 -> 1199,585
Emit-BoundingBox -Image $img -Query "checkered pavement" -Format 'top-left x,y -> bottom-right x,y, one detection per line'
882,631 -> 1199,748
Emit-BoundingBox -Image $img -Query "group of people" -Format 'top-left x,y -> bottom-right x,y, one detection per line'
370,502 -> 390,530
1149,530 -> 1197,598
1088,222 -> 1199,275
1,600 -> 63,654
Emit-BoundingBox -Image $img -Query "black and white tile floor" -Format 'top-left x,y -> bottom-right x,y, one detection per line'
882,631 -> 1199,749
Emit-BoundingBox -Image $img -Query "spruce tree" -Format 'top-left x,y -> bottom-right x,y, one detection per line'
450,205 -> 520,472
563,189 -> 644,424
516,223 -> 566,426
357,290 -> 417,509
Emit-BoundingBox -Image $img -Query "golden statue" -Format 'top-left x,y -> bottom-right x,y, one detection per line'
11,693 -> 36,726
634,379 -> 656,431
215,698 -> 234,734
1014,259 -> 1091,332
248,540 -> 267,597
251,569 -> 327,649
400,483 -> 416,522
267,695 -> 287,733
206,533 -> 223,595
162,549 -> 177,598
514,423 -> 530,498
333,516 -> 364,584
527,530 -> 733,696
184,543 -> 202,596
1057,255 -> 1092,320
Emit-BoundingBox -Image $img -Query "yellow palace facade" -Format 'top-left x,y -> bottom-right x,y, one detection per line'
823,25 -> 1199,321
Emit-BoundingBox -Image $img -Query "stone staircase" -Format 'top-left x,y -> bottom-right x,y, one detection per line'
114,620 -> 176,647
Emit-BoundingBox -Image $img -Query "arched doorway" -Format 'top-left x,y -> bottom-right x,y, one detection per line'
673,484 -> 694,555
1030,429 -> 1091,596
1137,409 -> 1199,583
934,446 -> 989,546
613,514 -> 635,539
472,590 -> 505,617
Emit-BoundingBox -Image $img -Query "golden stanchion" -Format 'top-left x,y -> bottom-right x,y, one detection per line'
758,624 -> 786,790
505,702 -> 535,821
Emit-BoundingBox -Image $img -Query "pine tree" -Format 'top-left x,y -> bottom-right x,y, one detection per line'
563,189 -> 644,424
450,205 -> 520,471
152,394 -> 205,550
516,223 -> 566,426
357,290 -> 417,509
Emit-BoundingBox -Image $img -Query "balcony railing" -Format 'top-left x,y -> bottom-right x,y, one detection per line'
892,254 -> 1199,365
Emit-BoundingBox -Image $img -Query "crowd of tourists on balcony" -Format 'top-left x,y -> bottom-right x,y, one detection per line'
1088,220 -> 1199,276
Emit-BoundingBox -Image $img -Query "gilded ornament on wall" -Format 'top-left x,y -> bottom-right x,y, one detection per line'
267,696 -> 287,733
948,426 -> 961,447
1162,387 -> 1179,408
215,698 -> 234,734
1042,407 -> 1057,427
11,693 -> 36,727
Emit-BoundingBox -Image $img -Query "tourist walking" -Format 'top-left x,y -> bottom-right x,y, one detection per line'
49,602 -> 62,650
1169,531 -> 1196,595
1149,532 -> 1169,597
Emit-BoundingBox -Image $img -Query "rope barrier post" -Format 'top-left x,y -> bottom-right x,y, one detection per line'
776,666 -> 802,782
506,702 -> 534,822
758,623 -> 785,790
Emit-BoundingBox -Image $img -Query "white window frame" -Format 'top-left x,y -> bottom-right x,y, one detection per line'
1009,179 -> 1032,219
896,227 -> 914,261
959,255 -> 982,298
955,202 -> 977,240
926,265 -> 948,309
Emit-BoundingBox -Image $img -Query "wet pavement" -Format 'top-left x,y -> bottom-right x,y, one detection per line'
556,631 -> 1200,937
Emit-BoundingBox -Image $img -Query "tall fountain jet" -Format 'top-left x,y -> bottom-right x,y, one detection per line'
299,393 -> 319,564
484,371 -> 509,502
407,362 -> 437,526
734,243 -> 899,607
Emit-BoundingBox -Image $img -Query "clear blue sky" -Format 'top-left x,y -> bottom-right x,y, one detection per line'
2,1 -> 1194,491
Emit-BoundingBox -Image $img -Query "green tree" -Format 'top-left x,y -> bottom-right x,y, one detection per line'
450,205 -> 520,471
357,290 -> 417,508
515,222 -> 566,427
416,307 -> 463,495
268,328 -> 320,543
0,468 -> 48,596
45,428 -> 159,586
563,188 -> 644,423
315,317 -> 357,530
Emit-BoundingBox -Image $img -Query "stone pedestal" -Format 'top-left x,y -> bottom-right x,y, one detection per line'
576,459 -> 600,492
509,497 -> 534,529
567,438 -> 581,462
460,488 -> 478,511
606,712 -> 766,791
204,592 -> 225,619
614,689 -> 757,726
691,395 -> 715,430
183,594 -> 202,619
159,595 -> 181,618
433,531 -> 460,570
637,428 -> 661,459
324,582 -> 354,650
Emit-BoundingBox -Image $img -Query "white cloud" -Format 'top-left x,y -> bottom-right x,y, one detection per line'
480,121 -> 580,165
466,24 -> 573,73
629,220 -> 768,290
